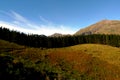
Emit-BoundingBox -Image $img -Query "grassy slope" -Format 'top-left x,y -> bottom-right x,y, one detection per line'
1,39 -> 120,80
75,20 -> 120,35
70,44 -> 120,67
0,39 -> 24,48
46,45 -> 120,80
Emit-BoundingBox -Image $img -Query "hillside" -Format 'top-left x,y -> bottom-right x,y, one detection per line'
50,33 -> 71,37
1,39 -> 120,80
50,33 -> 63,37
75,20 -> 120,35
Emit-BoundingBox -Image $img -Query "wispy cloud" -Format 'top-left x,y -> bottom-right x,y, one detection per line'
0,11 -> 75,36
39,16 -> 52,25
11,11 -> 29,23
0,10 -> 12,17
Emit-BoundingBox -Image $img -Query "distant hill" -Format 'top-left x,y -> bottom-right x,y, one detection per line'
75,20 -> 120,35
50,33 -> 71,37
50,33 -> 63,37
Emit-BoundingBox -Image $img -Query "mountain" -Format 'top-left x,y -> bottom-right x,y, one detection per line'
50,33 -> 71,37
75,20 -> 120,35
50,33 -> 63,37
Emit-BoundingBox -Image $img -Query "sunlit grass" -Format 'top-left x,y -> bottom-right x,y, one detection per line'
1,39 -> 120,79
70,44 -> 120,66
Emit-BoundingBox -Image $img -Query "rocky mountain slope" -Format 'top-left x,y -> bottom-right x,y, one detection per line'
75,20 -> 120,35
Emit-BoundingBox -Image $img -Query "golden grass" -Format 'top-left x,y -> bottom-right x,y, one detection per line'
70,44 -> 120,67
45,44 -> 120,80
0,39 -> 24,49
1,39 -> 120,79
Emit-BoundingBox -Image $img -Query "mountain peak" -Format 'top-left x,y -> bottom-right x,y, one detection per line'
50,33 -> 71,37
50,33 -> 63,37
99,19 -> 120,24
75,20 -> 120,35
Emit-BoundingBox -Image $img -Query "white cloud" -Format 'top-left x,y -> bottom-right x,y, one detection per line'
11,11 -> 29,23
0,21 -> 75,36
0,10 -> 12,17
39,16 -> 52,25
13,21 -> 20,24
0,11 -> 75,36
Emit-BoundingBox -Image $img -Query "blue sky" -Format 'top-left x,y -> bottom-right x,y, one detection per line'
0,0 -> 120,35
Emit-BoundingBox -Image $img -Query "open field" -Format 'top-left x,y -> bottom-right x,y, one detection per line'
0,39 -> 120,80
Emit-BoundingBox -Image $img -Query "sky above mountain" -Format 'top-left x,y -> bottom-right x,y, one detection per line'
0,0 -> 120,35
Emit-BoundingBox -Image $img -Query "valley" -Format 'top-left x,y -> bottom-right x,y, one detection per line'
0,39 -> 120,80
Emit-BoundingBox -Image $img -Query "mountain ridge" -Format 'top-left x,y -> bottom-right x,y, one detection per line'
75,20 -> 120,35
50,33 -> 71,37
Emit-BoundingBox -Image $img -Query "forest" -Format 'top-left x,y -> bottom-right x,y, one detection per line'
0,27 -> 120,48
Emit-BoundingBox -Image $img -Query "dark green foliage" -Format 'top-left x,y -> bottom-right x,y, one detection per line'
0,54 -> 43,80
1,27 -> 120,48
0,53 -> 81,80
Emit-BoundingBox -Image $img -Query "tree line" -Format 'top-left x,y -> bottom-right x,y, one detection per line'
0,27 -> 120,48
